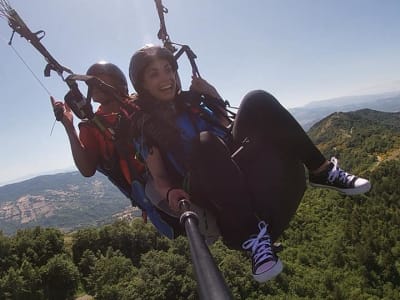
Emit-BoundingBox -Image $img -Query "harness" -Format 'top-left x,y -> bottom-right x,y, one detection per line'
78,104 -> 176,239
78,113 -> 135,196
134,91 -> 233,183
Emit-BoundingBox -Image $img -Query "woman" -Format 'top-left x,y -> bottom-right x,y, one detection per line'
128,45 -> 371,283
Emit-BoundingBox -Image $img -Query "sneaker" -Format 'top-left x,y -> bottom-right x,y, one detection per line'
309,157 -> 371,195
242,221 -> 283,282
272,242 -> 284,253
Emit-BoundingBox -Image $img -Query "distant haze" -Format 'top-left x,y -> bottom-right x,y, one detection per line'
289,91 -> 400,130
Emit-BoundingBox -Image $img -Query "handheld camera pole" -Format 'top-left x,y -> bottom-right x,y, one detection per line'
179,199 -> 233,300
155,1 -> 233,296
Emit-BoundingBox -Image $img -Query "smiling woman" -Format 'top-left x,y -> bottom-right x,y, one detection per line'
130,45 -> 179,99
127,43 -> 371,283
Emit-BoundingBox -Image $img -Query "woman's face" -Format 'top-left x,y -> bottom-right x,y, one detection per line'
141,58 -> 178,102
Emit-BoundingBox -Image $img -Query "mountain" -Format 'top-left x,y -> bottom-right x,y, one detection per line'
289,91 -> 400,130
1,109 -> 399,299
296,108 -> 400,185
307,109 -> 400,173
0,171 -> 141,235
276,108 -> 400,298
1,108 -> 398,236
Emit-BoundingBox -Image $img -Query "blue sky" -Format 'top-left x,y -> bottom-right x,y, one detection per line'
0,0 -> 399,185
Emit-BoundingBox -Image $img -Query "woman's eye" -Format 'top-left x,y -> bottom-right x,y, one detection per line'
165,65 -> 173,73
148,71 -> 158,79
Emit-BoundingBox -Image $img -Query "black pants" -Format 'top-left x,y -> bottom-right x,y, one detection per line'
190,90 -> 326,247
233,90 -> 326,241
189,132 -> 259,248
233,90 -> 326,171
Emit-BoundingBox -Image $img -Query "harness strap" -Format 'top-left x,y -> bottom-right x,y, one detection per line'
181,91 -> 234,135
90,115 -> 116,141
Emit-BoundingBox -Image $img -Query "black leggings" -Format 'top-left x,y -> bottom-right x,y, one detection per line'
189,90 -> 326,247
232,90 -> 327,241
232,90 -> 326,171
189,132 -> 259,248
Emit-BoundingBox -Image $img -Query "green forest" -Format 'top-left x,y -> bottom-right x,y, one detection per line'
0,109 -> 399,299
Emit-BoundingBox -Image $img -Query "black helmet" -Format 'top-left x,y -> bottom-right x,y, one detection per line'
129,45 -> 178,93
86,61 -> 128,95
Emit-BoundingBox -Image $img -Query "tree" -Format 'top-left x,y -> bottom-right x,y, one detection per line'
85,248 -> 137,299
127,249 -> 196,300
72,227 -> 100,265
0,262 -> 43,300
40,254 -> 80,300
97,219 -> 170,266
0,231 -> 13,274
11,227 -> 65,268
77,249 -> 97,290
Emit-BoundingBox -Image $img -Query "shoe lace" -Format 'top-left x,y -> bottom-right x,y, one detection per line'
242,221 -> 273,264
327,157 -> 354,185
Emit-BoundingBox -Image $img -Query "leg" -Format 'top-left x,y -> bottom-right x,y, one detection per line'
232,90 -> 308,240
234,140 -> 306,241
232,90 -> 326,171
188,131 -> 259,248
232,90 -> 370,201
190,131 -> 284,282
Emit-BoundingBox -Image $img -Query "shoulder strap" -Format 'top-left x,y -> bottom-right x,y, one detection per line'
91,115 -> 117,140
178,91 -> 233,134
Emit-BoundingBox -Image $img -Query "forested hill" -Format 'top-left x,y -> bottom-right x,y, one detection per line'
0,109 -> 399,299
279,108 -> 400,299
308,109 -> 400,172
0,172 -> 140,235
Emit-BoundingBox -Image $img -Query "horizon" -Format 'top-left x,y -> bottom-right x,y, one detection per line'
1,89 -> 399,187
0,166 -> 77,187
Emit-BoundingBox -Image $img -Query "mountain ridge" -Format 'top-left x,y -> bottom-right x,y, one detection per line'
0,171 -> 140,235
1,108 -> 399,236
289,91 -> 400,130
2,91 -> 398,186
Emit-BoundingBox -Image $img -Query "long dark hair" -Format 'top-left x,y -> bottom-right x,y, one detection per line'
133,92 -> 183,153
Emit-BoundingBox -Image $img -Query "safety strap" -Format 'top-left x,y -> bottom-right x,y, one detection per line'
180,91 -> 234,136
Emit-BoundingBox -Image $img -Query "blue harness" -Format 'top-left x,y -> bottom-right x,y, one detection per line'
133,96 -> 230,238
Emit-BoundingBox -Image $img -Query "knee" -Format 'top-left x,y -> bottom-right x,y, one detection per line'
240,90 -> 281,110
199,131 -> 217,145
199,131 -> 227,147
197,131 -> 230,156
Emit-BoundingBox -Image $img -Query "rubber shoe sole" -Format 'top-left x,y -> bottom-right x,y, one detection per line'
253,259 -> 283,283
309,181 -> 371,195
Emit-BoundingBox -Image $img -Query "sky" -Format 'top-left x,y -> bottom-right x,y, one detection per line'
0,0 -> 399,186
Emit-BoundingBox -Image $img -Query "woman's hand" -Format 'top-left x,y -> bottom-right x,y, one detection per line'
190,76 -> 230,126
167,188 -> 191,213
190,76 -> 222,99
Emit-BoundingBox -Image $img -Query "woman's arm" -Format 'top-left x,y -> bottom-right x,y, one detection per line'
145,146 -> 190,212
